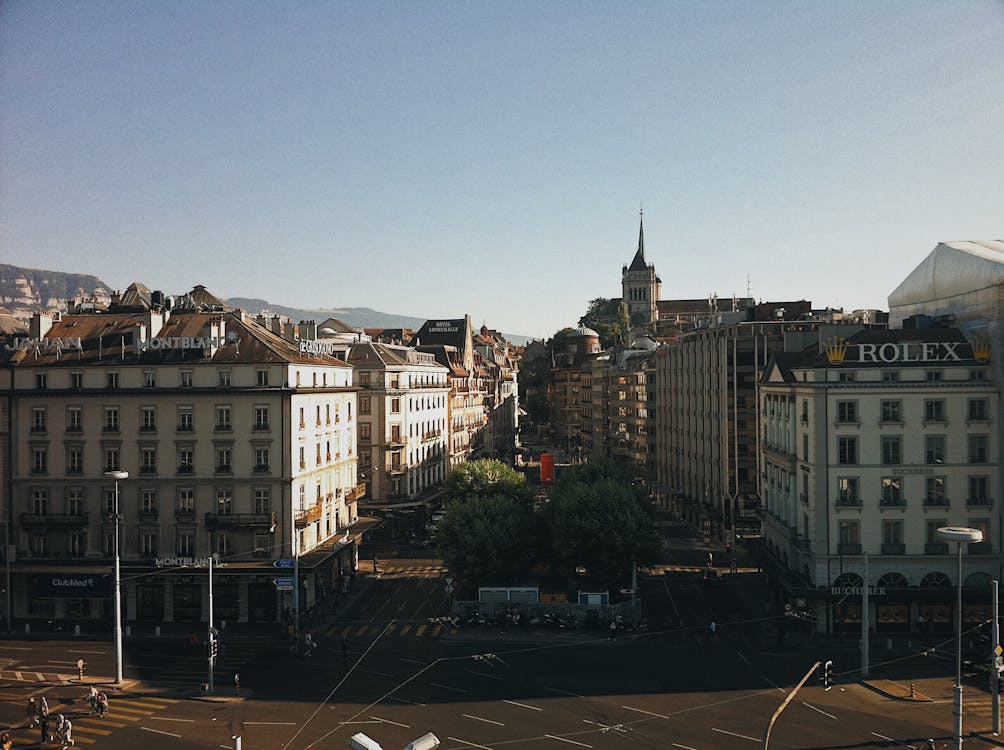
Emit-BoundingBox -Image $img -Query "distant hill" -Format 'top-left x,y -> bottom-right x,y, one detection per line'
226,297 -> 429,331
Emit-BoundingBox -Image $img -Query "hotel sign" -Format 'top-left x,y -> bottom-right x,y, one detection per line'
824,337 -> 991,366
427,321 -> 460,333
155,555 -> 219,568
299,339 -> 339,356
5,337 -> 82,351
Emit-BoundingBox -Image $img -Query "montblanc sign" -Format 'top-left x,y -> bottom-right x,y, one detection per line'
155,555 -> 219,568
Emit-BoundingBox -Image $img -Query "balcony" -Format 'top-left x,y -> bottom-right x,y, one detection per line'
204,513 -> 272,529
139,465 -> 158,476
294,504 -> 322,527
252,422 -> 271,432
19,512 -> 89,528
389,464 -> 407,475
837,543 -> 862,555
175,509 -> 196,522
252,464 -> 271,474
835,497 -> 862,508
799,492 -> 808,505
215,465 -> 233,475
969,541 -> 994,555
177,465 -> 194,475
388,435 -> 406,447
923,497 -> 949,508
925,542 -> 949,555
879,497 -> 906,508
880,542 -> 905,555
138,510 -> 159,522
176,424 -> 195,433
345,483 -> 367,501
215,424 -> 232,432
967,496 -> 993,507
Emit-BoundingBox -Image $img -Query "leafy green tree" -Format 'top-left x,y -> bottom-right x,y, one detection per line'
444,459 -> 532,506
546,466 -> 660,587
435,494 -> 536,585
578,298 -> 630,348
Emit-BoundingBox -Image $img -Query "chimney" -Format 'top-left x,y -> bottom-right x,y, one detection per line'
146,310 -> 164,338
30,312 -> 54,339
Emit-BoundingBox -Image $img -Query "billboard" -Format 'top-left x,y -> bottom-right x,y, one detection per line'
31,573 -> 111,598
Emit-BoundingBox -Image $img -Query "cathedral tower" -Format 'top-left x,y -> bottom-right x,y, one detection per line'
621,210 -> 661,327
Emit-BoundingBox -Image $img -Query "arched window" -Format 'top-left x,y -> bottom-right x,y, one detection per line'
877,572 -> 909,589
920,572 -> 951,588
833,572 -> 863,589
964,572 -> 993,593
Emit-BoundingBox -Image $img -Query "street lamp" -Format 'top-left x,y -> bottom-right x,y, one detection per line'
104,470 -> 128,685
938,526 -> 984,750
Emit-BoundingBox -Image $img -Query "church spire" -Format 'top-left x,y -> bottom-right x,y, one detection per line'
627,206 -> 648,272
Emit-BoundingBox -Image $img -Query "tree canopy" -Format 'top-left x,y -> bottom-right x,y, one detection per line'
578,297 -> 630,349
443,458 -> 532,505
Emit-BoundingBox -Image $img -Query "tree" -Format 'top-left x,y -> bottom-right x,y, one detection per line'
444,459 -> 532,506
546,463 -> 661,587
435,494 -> 536,585
578,298 -> 630,348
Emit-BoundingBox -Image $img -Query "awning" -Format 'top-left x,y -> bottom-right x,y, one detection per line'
358,500 -> 429,511
298,516 -> 381,569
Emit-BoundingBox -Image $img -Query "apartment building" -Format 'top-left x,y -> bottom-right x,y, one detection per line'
1,296 -> 364,627
760,326 -> 997,634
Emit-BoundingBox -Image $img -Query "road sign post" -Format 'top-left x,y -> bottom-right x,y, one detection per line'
274,577 -> 294,592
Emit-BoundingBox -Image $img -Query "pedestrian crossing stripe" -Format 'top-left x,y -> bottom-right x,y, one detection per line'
415,624 -> 427,636
399,624 -> 411,636
323,621 -> 450,639
6,697 -> 179,746
385,623 -> 397,636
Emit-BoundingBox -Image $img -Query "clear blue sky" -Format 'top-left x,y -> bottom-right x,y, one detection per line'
2,1 -> 1001,338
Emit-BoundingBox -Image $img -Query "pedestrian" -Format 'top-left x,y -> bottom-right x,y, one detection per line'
96,691 -> 109,718
707,552 -> 713,568
710,621 -> 717,638
373,555 -> 379,573
608,619 -> 617,641
304,632 -> 316,657
39,709 -> 49,744
188,631 -> 199,649
1,729 -> 12,750
25,697 -> 37,728
57,714 -> 73,747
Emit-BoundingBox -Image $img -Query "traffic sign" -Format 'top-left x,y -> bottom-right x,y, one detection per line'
273,559 -> 295,569
444,584 -> 454,595
273,577 -> 294,588
995,644 -> 1002,656
275,584 -> 294,591
444,577 -> 454,586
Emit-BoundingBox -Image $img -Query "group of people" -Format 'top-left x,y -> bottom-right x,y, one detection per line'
86,686 -> 109,717
22,696 -> 75,746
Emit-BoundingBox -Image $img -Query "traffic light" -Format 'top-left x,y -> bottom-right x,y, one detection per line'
822,660 -> 833,691
208,637 -> 219,659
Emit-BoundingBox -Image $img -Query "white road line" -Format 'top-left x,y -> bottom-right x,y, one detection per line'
429,682 -> 469,693
141,726 -> 183,738
371,716 -> 410,728
736,649 -> 750,666
245,722 -> 298,725
801,701 -> 837,720
0,646 -> 31,650
503,699 -> 542,711
386,697 -> 427,706
621,705 -> 670,720
543,685 -> 585,699
545,735 -> 592,748
761,675 -> 786,693
712,727 -> 761,742
463,714 -> 505,726
447,736 -> 495,750
672,744 -> 698,750
75,650 -> 106,655
150,718 -> 196,722
469,670 -> 505,680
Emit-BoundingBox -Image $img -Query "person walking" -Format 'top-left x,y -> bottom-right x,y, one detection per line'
57,714 -> 73,747
303,632 -> 316,657
1,729 -> 13,750
24,697 -> 37,728
373,555 -> 379,573
39,708 -> 50,744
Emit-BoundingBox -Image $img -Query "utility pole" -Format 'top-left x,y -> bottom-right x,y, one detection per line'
763,661 -> 821,749
208,555 -> 215,694
861,552 -> 869,678
992,579 -> 1000,735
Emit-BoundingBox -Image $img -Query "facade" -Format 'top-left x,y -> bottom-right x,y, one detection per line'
2,298 -> 366,628
474,325 -> 520,462
549,327 -> 601,460
760,326 -> 998,634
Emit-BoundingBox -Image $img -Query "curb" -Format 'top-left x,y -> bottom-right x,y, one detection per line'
860,679 -> 933,702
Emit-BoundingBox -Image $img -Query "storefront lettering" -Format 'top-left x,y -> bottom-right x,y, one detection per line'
5,337 -> 83,351
52,577 -> 94,588
155,556 -> 219,568
831,585 -> 886,596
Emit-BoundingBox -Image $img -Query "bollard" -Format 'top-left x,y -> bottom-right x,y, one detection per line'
125,625 -> 132,637
77,659 -> 85,680
155,626 -> 161,638
24,623 -> 30,635
234,673 -> 240,697
74,624 -> 81,636
232,736 -> 242,750
910,683 -> 916,698
886,638 -> 892,650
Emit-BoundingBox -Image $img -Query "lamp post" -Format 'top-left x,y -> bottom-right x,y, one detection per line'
104,470 -> 128,685
938,526 -> 984,750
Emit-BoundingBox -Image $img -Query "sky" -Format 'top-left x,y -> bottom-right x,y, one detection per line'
2,2 -> 1002,339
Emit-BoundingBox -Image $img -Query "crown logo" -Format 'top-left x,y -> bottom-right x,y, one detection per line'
970,334 -> 992,363
823,336 -> 849,365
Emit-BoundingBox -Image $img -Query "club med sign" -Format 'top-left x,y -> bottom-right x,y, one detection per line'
823,336 -> 991,366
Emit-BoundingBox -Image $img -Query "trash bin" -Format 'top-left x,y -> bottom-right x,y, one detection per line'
201,683 -> 209,694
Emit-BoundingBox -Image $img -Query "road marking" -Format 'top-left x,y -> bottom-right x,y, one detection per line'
371,716 -> 410,728
801,701 -> 837,719
141,727 -> 182,738
385,623 -> 398,635
503,699 -> 542,711
447,736 -> 495,749
546,734 -> 592,747
386,697 -> 427,706
354,625 -> 368,636
544,685 -> 584,699
621,705 -> 669,720
416,624 -> 427,636
399,624 -> 411,636
871,732 -> 916,748
150,718 -> 196,722
762,675 -> 786,693
245,722 -> 298,725
469,670 -> 504,680
76,650 -> 106,654
672,744 -> 698,750
432,624 -> 443,636
429,682 -> 469,693
736,649 -> 750,666
463,714 -> 504,726
584,719 -> 627,733
712,727 -> 761,742
0,646 -> 31,650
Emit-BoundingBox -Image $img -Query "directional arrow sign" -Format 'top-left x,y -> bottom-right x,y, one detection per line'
444,584 -> 454,594
273,559 -> 295,569
273,577 -> 294,587
444,577 -> 454,586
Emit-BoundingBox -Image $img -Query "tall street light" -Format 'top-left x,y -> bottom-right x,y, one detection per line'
938,526 -> 984,750
105,470 -> 128,685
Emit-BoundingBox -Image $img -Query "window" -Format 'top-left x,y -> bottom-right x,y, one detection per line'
217,370 -> 231,387
881,477 -> 903,506
880,400 -> 902,423
969,518 -> 990,549
968,398 -> 988,421
254,406 -> 269,430
924,399 -> 946,422
176,530 -> 195,556
103,406 -> 119,432
926,520 -> 948,545
970,369 -> 987,381
180,370 -> 193,388
144,371 -> 157,388
177,408 -> 194,431
925,435 -> 946,464
881,519 -> 904,549
882,370 -> 900,382
212,532 -> 230,557
178,488 -> 195,514
106,371 -> 119,389
141,489 -> 158,515
881,436 -> 901,465
359,397 -> 370,415
66,489 -> 84,515
31,447 -> 48,474
253,533 -> 270,558
925,476 -> 947,506
969,477 -> 990,506
140,406 -> 156,431
838,437 -> 857,465
925,370 -> 943,382
31,534 -> 49,556
838,371 -> 856,383
103,487 -> 116,515
31,407 -> 47,432
256,369 -> 269,386
67,447 -> 83,474
31,489 -> 49,515
968,435 -> 989,464
68,531 -> 86,557
836,401 -> 857,423
298,407 -> 305,428
254,446 -> 270,472
837,477 -> 860,506
70,372 -> 83,389
35,373 -> 47,389
216,488 -> 232,515
316,404 -> 322,426
140,446 -> 157,474
215,447 -> 232,473
140,531 -> 158,557
325,404 -> 331,424
358,372 -> 370,387
253,487 -> 270,515
176,447 -> 194,473
103,447 -> 120,472
838,520 -> 860,553
215,405 -> 232,430
391,398 -> 400,414
67,407 -> 82,432
359,423 -> 371,441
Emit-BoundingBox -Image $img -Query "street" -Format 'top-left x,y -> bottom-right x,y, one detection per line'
0,552 -> 998,749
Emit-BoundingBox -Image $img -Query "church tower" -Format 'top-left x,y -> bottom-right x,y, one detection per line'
621,210 -> 661,328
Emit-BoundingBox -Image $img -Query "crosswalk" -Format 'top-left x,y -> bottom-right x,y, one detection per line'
132,639 -> 274,689
322,620 -> 453,640
641,564 -> 757,575
6,696 -> 179,746
374,564 -> 446,580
